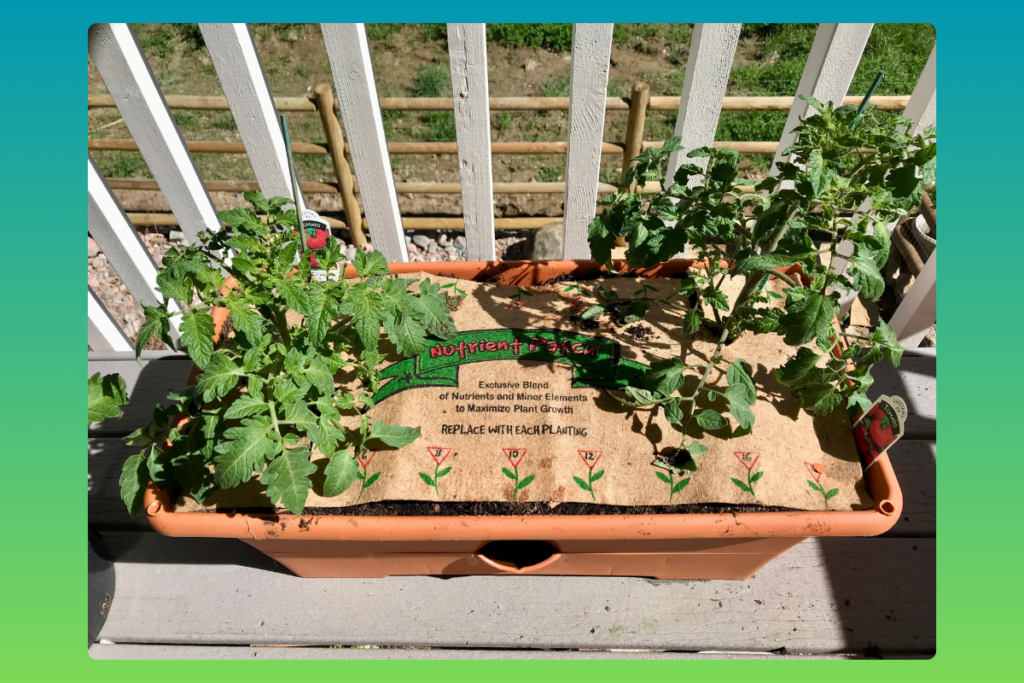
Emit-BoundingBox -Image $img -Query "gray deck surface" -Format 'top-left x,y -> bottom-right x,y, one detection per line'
88,351 -> 936,660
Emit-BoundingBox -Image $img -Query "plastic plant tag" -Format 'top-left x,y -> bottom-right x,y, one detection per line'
301,208 -> 327,238
303,209 -> 341,282
851,394 -> 908,470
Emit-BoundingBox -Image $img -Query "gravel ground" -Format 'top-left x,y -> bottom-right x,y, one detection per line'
88,229 -> 531,350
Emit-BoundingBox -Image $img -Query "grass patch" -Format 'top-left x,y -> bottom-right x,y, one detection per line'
535,164 -> 564,182
487,24 -> 573,52
542,74 -> 571,98
365,24 -> 403,41
494,111 -> 514,138
412,65 -> 456,142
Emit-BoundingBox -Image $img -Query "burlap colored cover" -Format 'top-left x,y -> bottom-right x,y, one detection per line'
179,273 -> 872,513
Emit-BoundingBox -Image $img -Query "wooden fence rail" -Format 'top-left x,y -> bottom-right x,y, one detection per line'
88,92 -> 911,112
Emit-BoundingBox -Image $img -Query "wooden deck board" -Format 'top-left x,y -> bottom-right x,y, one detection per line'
94,535 -> 934,655
88,644 -> 928,660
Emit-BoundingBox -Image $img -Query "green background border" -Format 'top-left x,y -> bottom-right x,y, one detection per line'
5,3 -> 1015,678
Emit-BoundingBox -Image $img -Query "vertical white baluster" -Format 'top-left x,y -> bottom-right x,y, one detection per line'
562,23 -> 614,260
88,156 -> 181,338
89,288 -> 133,352
200,23 -> 306,214
889,250 -> 936,347
666,23 -> 741,185
447,23 -> 496,261
321,23 -> 408,262
88,23 -> 221,245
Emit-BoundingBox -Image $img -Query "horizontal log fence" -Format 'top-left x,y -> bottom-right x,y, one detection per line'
126,212 -> 565,231
88,138 -> 626,155
89,93 -> 910,112
107,178 -> 688,196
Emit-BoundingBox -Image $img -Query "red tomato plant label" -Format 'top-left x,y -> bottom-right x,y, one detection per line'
851,395 -> 907,470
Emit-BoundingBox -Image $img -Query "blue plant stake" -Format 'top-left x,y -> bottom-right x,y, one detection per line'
850,70 -> 884,128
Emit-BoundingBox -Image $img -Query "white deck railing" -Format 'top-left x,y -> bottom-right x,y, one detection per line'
87,23 -> 937,351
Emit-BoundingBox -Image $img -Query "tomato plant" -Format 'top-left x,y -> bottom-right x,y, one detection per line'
118,191 -> 457,516
586,98 -> 935,465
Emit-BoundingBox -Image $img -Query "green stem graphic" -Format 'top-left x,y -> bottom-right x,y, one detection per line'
587,469 -> 598,501
512,464 -> 520,501
747,468 -> 756,498
432,462 -> 440,498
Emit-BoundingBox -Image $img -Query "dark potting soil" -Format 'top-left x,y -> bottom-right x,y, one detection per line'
208,500 -> 796,517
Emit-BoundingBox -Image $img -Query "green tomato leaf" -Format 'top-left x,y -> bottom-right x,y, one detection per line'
223,394 -> 269,419
807,150 -> 829,197
573,476 -> 592,492
119,452 -> 150,517
688,441 -> 709,457
502,467 -> 516,480
799,383 -> 843,416
305,285 -> 337,347
213,416 -> 279,488
516,474 -> 535,490
275,277 -> 310,316
870,322 -> 903,368
352,249 -> 390,278
671,478 -> 691,494
179,311 -> 216,370
847,255 -> 885,302
696,409 -> 728,431
683,307 -> 704,335
323,452 -> 359,497
88,372 -> 128,424
196,351 -> 245,402
778,292 -> 837,346
663,398 -> 685,426
136,303 -> 172,360
339,284 -> 384,351
656,471 -> 672,484
726,359 -> 756,405
775,347 -> 823,385
704,288 -> 730,311
263,448 -> 317,515
644,358 -> 685,397
382,312 -> 429,357
726,392 -> 756,430
733,252 -> 818,274
367,419 -> 421,449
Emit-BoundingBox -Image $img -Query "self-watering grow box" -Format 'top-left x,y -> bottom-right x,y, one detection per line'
141,259 -> 902,580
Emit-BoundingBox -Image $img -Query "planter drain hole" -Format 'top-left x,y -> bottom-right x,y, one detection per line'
477,541 -> 558,569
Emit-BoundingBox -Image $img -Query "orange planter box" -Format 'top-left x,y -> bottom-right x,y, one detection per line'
143,259 -> 902,579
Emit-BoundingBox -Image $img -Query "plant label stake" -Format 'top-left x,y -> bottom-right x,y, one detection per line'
304,209 -> 338,280
501,448 -> 534,501
574,450 -> 605,501
419,447 -> 453,498
852,395 -> 907,470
